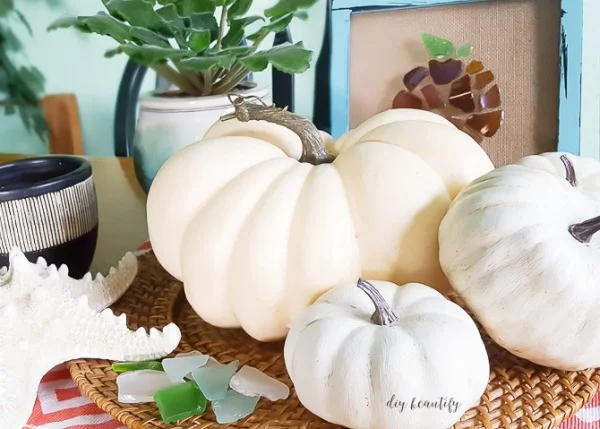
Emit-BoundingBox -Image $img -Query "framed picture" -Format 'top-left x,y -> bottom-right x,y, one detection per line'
329,0 -> 584,166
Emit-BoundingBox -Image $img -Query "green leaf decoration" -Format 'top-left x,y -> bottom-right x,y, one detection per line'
179,54 -> 236,71
106,44 -> 193,64
189,30 -> 211,52
221,15 -> 264,47
238,41 -> 313,73
228,0 -> 253,20
421,33 -> 454,58
264,0 -> 319,19
456,42 -> 473,58
48,12 -> 132,44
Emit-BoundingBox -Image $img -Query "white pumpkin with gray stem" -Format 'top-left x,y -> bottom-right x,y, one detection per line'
284,279 -> 490,429
439,152 -> 600,370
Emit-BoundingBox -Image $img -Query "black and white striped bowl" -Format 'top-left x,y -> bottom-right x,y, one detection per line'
0,156 -> 98,278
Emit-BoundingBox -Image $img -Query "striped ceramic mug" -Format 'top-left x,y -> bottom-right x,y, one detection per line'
0,156 -> 98,278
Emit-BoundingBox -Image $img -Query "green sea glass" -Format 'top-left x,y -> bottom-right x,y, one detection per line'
456,42 -> 473,58
154,381 -> 207,424
211,390 -> 260,424
192,360 -> 239,401
112,360 -> 163,373
421,33 -> 454,57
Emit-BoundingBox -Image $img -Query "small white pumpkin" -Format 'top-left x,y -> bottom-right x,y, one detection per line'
439,152 -> 600,370
284,279 -> 490,429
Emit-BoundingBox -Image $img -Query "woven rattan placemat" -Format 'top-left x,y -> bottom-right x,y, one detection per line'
67,252 -> 600,429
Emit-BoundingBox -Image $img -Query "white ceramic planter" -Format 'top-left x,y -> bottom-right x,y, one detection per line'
133,84 -> 271,192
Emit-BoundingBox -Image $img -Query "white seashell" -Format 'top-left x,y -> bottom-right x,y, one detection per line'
0,247 -> 182,429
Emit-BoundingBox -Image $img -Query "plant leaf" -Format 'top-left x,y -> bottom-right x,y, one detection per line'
0,0 -> 13,17
228,0 -> 252,20
189,29 -> 210,52
456,42 -> 473,58
129,26 -> 171,47
221,15 -> 263,47
156,4 -> 186,30
176,0 -> 217,15
264,0 -> 319,19
239,41 -> 312,73
179,54 -> 236,71
215,45 -> 256,56
189,12 -> 219,40
48,13 -> 132,44
104,0 -> 176,36
421,33 -> 454,57
108,43 -> 193,64
15,10 -> 33,35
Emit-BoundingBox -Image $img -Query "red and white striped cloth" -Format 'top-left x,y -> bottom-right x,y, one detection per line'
23,242 -> 600,428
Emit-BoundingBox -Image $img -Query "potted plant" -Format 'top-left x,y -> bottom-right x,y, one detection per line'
48,0 -> 317,192
1,2 -> 48,144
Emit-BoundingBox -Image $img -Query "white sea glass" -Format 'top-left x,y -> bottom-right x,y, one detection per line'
192,360 -> 239,401
211,390 -> 260,424
229,365 -> 290,401
116,370 -> 180,403
162,354 -> 209,382
176,351 -> 204,357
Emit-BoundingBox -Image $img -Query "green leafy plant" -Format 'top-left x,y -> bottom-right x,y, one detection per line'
48,0 -> 318,97
1,0 -> 48,141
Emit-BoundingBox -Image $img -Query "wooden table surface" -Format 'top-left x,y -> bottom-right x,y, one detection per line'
0,154 -> 149,275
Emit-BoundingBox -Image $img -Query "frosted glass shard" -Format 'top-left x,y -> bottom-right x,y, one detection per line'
204,357 -> 221,368
192,360 -> 239,401
229,365 -> 289,401
162,354 -> 210,382
176,351 -> 205,357
117,370 -> 180,403
212,390 -> 260,424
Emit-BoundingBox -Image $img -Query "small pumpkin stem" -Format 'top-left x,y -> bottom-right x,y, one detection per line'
560,155 -> 578,187
569,215 -> 600,244
221,94 -> 335,165
356,278 -> 398,326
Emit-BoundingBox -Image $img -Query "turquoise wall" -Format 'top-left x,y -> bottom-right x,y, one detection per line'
1,0 -> 597,158
0,0 -> 326,156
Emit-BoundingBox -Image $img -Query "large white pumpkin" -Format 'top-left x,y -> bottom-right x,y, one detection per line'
284,279 -> 490,429
146,98 -> 493,341
439,152 -> 600,370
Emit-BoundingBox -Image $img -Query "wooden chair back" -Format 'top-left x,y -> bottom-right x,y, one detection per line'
41,93 -> 83,155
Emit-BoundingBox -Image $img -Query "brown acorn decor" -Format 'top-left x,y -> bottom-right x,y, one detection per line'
393,34 -> 504,143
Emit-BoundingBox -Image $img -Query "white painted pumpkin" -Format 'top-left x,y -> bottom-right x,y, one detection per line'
284,279 -> 490,429
146,99 -> 493,341
439,152 -> 600,370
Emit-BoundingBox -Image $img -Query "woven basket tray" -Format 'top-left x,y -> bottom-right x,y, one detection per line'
67,252 -> 600,429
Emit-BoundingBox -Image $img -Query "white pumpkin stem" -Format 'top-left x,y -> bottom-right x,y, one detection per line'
356,279 -> 399,326
222,94 -> 335,165
560,155 -> 578,187
569,215 -> 600,244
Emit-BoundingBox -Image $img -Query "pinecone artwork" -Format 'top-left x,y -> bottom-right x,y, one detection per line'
392,34 -> 504,143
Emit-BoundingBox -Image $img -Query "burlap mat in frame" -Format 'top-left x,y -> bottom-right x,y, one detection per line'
67,252 -> 600,429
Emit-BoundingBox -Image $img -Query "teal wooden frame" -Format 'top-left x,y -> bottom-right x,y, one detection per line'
330,0 -> 584,155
